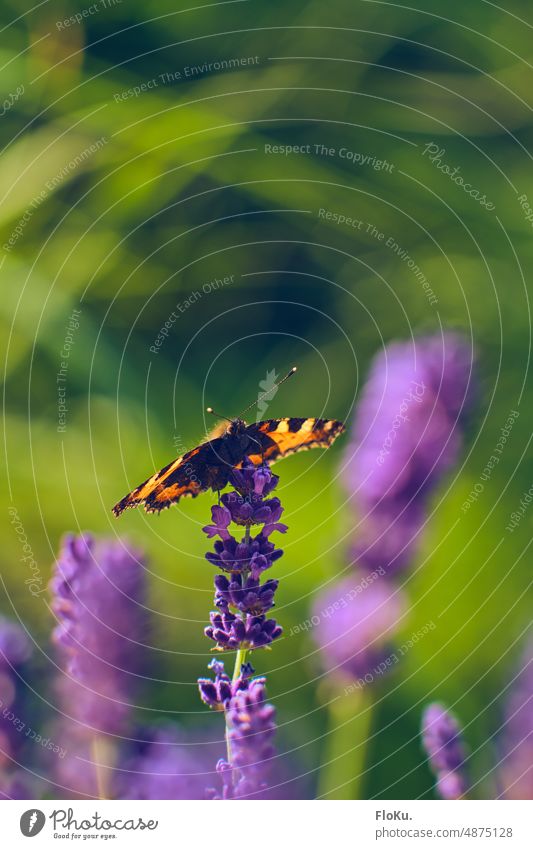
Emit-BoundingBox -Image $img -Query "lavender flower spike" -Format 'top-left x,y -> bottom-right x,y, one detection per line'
50,533 -> 147,735
421,703 -> 469,800
0,617 -> 33,799
199,459 -> 284,798
50,533 -> 147,799
200,660 -> 276,798
225,676 -> 277,798
498,639 -> 533,799
119,727 -> 217,800
202,460 -> 284,652
344,333 -> 474,575
312,575 -> 405,684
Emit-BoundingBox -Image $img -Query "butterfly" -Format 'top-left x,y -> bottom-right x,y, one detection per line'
112,369 -> 345,516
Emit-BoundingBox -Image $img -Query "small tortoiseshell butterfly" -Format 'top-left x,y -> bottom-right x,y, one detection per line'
112,368 -> 345,516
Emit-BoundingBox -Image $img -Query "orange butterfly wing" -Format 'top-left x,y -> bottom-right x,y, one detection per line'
112,444 -> 213,516
244,417 -> 345,465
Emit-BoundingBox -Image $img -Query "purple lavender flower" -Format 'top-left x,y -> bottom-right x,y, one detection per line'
0,617 -> 32,796
344,334 -> 474,575
231,463 -> 280,497
203,460 -> 284,651
224,677 -> 276,798
214,573 -> 279,615
198,659 -> 234,710
205,609 -> 282,651
498,640 -> 533,799
200,660 -> 276,799
205,534 -> 284,578
0,618 -> 32,668
199,460 -> 284,797
221,492 -> 287,531
118,727 -> 217,800
421,703 -> 469,800
50,533 -> 147,735
312,575 -> 405,683
49,534 -> 147,799
0,771 -> 35,800
198,659 -> 254,711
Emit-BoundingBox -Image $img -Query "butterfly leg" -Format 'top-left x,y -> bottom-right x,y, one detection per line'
247,434 -> 265,466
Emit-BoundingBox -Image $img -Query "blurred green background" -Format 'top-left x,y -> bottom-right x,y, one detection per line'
1,0 -> 532,799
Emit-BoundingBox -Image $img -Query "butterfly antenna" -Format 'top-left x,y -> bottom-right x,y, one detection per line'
206,407 -> 234,424
239,366 -> 298,417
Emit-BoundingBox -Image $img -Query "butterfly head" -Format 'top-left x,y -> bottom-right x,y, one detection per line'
226,418 -> 247,436
206,410 -> 247,440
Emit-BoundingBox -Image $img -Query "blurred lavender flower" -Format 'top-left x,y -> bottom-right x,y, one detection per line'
312,576 -> 405,684
498,641 -> 533,799
50,533 -> 147,735
118,727 -> 217,800
0,771 -> 35,800
50,723 -> 105,799
49,533 -> 147,798
421,703 -> 469,800
0,617 -> 33,798
0,618 -> 32,667
344,333 -> 474,575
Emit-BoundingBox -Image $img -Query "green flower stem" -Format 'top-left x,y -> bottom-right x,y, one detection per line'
92,734 -> 113,800
317,684 -> 374,800
225,645 -> 249,771
225,527 -> 251,771
232,646 -> 249,682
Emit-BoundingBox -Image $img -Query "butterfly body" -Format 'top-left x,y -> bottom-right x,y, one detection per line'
112,416 -> 345,516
